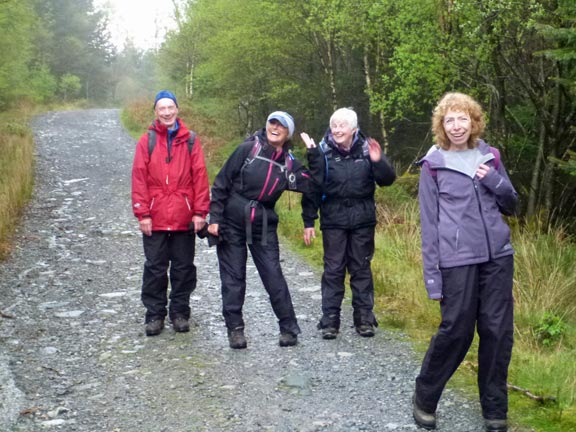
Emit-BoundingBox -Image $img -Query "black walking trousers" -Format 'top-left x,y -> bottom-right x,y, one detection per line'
141,231 -> 197,323
216,227 -> 300,336
319,226 -> 376,329
415,255 -> 514,420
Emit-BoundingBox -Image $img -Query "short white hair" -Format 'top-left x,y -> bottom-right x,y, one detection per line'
330,107 -> 358,129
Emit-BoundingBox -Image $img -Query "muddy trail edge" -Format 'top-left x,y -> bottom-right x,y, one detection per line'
0,109 -> 487,431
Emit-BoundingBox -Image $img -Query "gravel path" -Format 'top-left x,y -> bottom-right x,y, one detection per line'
0,109 -> 489,431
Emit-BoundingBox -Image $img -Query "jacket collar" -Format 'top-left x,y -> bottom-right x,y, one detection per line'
419,139 -> 493,170
323,128 -> 366,154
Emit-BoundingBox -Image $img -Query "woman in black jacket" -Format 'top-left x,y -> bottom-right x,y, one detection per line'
208,111 -> 310,349
301,107 -> 396,339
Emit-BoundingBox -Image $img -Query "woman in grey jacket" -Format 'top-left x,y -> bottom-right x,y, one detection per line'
413,92 -> 517,432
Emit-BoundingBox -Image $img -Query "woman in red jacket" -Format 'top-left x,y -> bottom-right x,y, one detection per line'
131,90 -> 210,336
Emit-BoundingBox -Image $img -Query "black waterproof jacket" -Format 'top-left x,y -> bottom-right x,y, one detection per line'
302,129 -> 395,230
210,129 -> 311,241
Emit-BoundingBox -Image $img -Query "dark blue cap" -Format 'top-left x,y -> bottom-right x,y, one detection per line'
154,90 -> 178,108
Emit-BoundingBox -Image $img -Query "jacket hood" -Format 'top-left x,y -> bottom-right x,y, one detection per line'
149,118 -> 191,142
150,117 -> 185,133
418,139 -> 494,170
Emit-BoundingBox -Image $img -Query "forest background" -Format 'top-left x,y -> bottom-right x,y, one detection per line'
0,0 -> 575,430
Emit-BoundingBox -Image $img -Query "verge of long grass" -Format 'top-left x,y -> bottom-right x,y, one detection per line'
372,199 -> 437,332
504,215 -> 576,430
513,220 -> 576,320
0,109 -> 35,260
509,347 -> 576,430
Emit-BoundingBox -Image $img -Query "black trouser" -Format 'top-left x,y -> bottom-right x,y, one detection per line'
415,255 -> 514,420
141,231 -> 197,323
318,226 -> 376,329
216,225 -> 300,335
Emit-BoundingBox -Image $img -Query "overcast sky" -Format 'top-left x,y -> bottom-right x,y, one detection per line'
94,0 -> 178,50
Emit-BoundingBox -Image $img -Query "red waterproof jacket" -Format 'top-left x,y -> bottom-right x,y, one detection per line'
131,118 -> 210,231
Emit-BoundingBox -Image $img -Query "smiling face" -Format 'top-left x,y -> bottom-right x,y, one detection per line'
443,109 -> 472,150
154,98 -> 178,129
266,119 -> 290,149
330,120 -> 357,149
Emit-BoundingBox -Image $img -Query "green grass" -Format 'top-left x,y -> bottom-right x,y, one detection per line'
0,106 -> 36,259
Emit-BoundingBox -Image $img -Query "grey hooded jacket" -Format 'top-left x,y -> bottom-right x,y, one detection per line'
418,139 -> 517,299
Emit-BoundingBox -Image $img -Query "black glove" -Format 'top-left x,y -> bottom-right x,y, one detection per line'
195,224 -> 221,247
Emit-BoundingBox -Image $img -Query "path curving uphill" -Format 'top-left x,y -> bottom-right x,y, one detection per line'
0,109 -> 487,431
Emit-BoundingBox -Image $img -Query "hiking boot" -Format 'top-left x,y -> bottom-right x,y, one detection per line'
412,395 -> 436,430
228,327 -> 247,349
355,323 -> 375,337
145,319 -> 164,336
484,419 -> 507,432
321,327 -> 339,340
172,316 -> 190,333
279,332 -> 298,347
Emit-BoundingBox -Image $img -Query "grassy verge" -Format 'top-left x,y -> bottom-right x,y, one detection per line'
0,105 -> 36,260
122,100 -> 576,431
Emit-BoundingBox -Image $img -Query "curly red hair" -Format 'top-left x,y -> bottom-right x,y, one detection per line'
432,92 -> 486,150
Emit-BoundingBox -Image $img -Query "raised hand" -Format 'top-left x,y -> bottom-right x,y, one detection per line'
300,132 -> 317,149
367,138 -> 382,162
476,163 -> 491,180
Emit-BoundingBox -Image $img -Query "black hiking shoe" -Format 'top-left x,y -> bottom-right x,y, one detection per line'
484,419 -> 507,431
172,316 -> 190,333
321,327 -> 339,340
412,395 -> 436,430
145,319 -> 164,336
355,324 -> 375,337
228,327 -> 247,349
279,333 -> 298,347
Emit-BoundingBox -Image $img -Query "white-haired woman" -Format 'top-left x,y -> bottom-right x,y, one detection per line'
300,107 -> 396,340
208,111 -> 311,349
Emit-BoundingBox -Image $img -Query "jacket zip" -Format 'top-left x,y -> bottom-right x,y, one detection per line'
473,180 -> 493,258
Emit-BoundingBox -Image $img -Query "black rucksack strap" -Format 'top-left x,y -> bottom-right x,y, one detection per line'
147,130 -> 196,157
187,132 -> 196,154
147,129 -> 157,156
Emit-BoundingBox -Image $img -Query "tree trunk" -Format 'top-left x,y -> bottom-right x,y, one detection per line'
363,44 -> 389,154
527,121 -> 545,218
186,59 -> 194,98
326,39 -> 338,112
314,32 -> 338,112
543,65 -> 563,224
